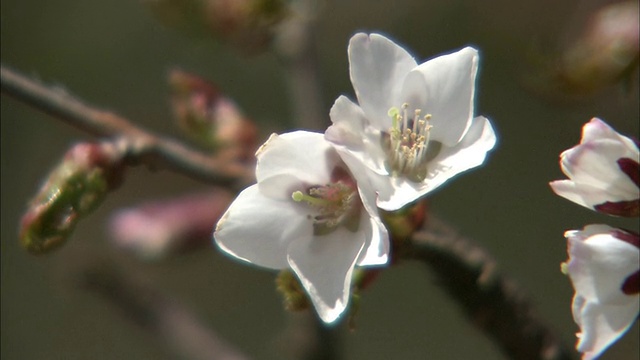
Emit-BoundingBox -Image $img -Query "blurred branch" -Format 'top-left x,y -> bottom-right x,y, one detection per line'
275,0 -> 326,130
0,64 -> 253,190
405,215 -> 577,360
80,258 -> 250,360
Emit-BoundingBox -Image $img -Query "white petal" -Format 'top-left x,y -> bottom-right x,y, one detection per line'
330,144 -> 402,212
326,96 -> 388,175
356,215 -> 389,266
582,118 -> 639,153
565,226 -> 640,359
375,116 -> 496,211
287,229 -> 366,323
427,115 -> 497,183
355,178 -> 389,266
256,131 -> 339,187
566,227 -> 639,305
573,297 -> 639,360
325,95 -> 367,149
399,47 -> 479,146
560,139 -> 639,201
372,174 -> 422,211
214,185 -> 310,269
348,33 -> 418,130
549,180 -> 634,210
258,173 -> 305,201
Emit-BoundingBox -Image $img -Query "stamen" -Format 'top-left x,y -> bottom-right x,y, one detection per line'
386,103 -> 434,182
401,103 -> 409,133
413,109 -> 421,133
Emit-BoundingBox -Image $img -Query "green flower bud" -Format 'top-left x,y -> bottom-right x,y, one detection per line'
20,142 -> 124,254
276,269 -> 310,312
381,200 -> 428,250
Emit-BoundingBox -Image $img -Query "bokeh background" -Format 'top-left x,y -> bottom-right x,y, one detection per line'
2,0 -> 638,359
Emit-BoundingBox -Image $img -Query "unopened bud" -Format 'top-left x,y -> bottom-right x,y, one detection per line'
346,268 -> 382,331
109,190 -> 233,259
381,200 -> 428,251
276,270 -> 310,312
20,142 -> 125,254
276,267 -> 381,325
143,0 -> 289,53
169,69 -> 258,160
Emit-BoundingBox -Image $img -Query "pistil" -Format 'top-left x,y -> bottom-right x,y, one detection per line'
292,175 -> 361,235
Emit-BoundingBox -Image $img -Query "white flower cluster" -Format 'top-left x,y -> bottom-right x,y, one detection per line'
213,33 -> 496,323
551,118 -> 639,360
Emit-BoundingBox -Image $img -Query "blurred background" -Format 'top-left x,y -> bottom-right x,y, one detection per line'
1,0 -> 638,359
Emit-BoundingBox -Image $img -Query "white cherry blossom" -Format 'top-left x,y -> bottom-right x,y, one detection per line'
325,32 -> 496,211
563,224 -> 639,360
550,118 -> 640,217
214,131 -> 389,324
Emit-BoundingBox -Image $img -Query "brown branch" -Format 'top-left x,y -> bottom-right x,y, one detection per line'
0,64 -> 254,189
404,215 -> 577,360
80,258 -> 250,360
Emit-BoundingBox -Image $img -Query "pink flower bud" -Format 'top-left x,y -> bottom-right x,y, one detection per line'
110,190 -> 233,259
558,1 -> 639,94
169,69 -> 258,160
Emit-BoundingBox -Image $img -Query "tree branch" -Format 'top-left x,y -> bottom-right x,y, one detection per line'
0,64 -> 254,189
406,215 -> 577,360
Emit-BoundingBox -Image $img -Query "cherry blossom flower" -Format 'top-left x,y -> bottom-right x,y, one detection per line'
325,32 -> 496,211
213,131 -> 389,324
550,118 -> 640,217
563,224 -> 639,360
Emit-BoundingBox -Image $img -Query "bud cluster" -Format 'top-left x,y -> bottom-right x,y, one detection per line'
169,69 -> 258,161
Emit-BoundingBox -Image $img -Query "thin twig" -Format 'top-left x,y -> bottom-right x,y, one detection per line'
80,257 -> 250,360
405,215 -> 577,360
0,64 -> 254,189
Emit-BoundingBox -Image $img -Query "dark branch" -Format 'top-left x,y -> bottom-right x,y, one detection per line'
0,64 -> 253,189
405,215 -> 577,360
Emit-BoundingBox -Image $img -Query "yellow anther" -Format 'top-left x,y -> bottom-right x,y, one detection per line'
385,104 -> 436,182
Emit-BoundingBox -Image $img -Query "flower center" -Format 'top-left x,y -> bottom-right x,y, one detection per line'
291,168 -> 361,236
384,103 -> 437,182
